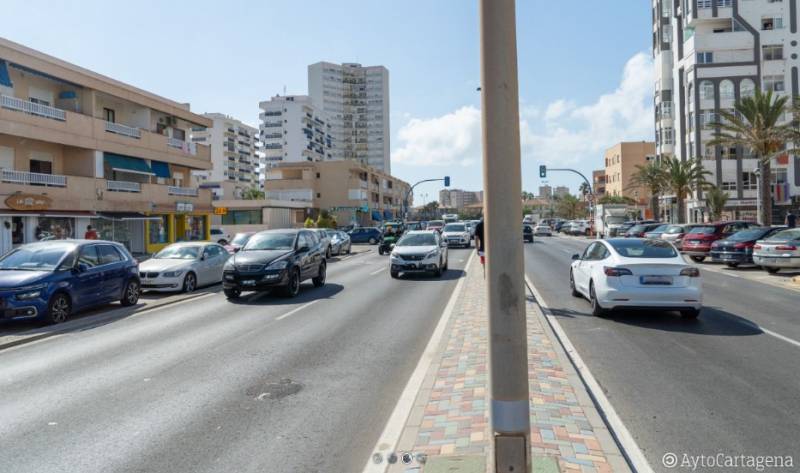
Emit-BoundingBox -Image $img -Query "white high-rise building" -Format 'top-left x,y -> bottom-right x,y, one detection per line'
258,95 -> 335,167
308,62 -> 390,173
190,113 -> 259,187
653,0 -> 800,223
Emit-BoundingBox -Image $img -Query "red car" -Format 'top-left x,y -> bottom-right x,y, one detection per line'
681,221 -> 758,262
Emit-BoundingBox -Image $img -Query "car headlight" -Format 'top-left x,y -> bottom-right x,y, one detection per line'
162,270 -> 185,278
15,284 -> 46,300
426,250 -> 439,259
224,261 -> 235,271
267,259 -> 289,270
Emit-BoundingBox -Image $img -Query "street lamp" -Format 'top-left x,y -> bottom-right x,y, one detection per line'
754,166 -> 761,225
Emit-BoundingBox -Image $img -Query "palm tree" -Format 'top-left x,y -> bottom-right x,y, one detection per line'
628,160 -> 667,219
242,187 -> 265,200
707,89 -> 791,225
557,194 -> 582,219
662,156 -> 711,223
704,185 -> 729,222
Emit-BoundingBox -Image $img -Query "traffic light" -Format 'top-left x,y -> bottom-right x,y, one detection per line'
444,176 -> 450,187
539,165 -> 547,178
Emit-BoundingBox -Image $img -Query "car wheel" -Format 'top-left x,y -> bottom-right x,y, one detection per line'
313,261 -> 326,287
183,272 -> 197,293
281,268 -> 301,297
569,270 -> 581,297
680,308 -> 700,319
121,280 -> 140,306
690,256 -> 705,263
765,266 -> 780,274
224,288 -> 241,300
434,260 -> 443,277
368,237 -> 377,245
346,244 -> 351,254
390,270 -> 399,279
47,293 -> 71,324
326,246 -> 332,259
725,262 -> 739,268
378,247 -> 384,255
589,282 -> 607,317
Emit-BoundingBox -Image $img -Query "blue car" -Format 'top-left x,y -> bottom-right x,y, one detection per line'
0,240 -> 141,324
348,227 -> 382,244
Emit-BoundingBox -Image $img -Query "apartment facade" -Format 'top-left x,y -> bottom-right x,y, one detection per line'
538,185 -> 552,199
554,186 -> 571,198
604,142 -> 656,208
264,161 -> 410,226
308,62 -> 390,173
653,0 -> 800,222
191,113 -> 259,191
593,169 -> 607,197
0,38 -> 213,255
439,189 -> 483,210
258,95 -> 335,169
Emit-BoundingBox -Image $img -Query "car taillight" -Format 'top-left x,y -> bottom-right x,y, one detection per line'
680,267 -> 700,277
753,244 -> 762,250
734,242 -> 753,250
604,266 -> 633,276
776,245 -> 797,251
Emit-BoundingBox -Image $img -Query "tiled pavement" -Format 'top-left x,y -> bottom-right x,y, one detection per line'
388,256 -> 631,473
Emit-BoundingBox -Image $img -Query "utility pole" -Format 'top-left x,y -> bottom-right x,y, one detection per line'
479,1 -> 531,472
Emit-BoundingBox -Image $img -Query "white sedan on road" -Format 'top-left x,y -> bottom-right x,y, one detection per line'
390,231 -> 448,278
139,242 -> 230,293
533,224 -> 552,236
569,238 -> 702,318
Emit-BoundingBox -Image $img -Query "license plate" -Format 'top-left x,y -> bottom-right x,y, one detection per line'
760,257 -> 777,264
640,275 -> 672,285
241,280 -> 256,286
688,240 -> 701,245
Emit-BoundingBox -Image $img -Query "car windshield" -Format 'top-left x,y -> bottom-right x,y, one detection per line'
244,233 -> 296,251
767,229 -> 800,241
728,229 -> 769,241
397,233 -> 437,246
427,221 -> 444,227
650,224 -> 670,233
665,225 -> 686,234
628,225 -> 647,233
609,239 -> 678,258
0,242 -> 74,271
443,224 -> 466,232
689,226 -> 717,235
230,233 -> 252,245
155,245 -> 200,259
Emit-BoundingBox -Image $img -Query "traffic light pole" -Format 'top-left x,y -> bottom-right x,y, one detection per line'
541,167 -> 598,239
479,1 -> 531,471
402,177 -> 449,221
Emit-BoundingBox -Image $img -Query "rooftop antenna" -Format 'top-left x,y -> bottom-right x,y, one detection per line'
283,85 -> 287,96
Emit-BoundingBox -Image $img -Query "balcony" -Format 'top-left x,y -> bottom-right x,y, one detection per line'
1,95 -> 66,121
1,169 -> 67,187
105,121 -> 142,139
167,137 -> 197,156
168,186 -> 199,197
107,180 -> 141,192
266,189 -> 313,202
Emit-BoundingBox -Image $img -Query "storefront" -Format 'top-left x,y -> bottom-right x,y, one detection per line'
144,203 -> 210,254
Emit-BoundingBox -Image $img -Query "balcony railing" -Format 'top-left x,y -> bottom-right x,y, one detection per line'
168,186 -> 199,197
1,95 -> 66,121
105,121 -> 142,139
266,189 -> 313,202
1,169 -> 67,187
167,137 -> 198,156
107,180 -> 141,192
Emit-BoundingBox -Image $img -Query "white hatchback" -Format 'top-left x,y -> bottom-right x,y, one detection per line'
569,238 -> 702,318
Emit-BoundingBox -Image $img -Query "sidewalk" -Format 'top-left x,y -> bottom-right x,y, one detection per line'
386,256 -> 631,473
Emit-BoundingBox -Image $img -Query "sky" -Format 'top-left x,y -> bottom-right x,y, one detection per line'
2,0 -> 655,204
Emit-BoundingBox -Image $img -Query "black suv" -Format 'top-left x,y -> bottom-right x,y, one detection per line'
222,229 -> 326,299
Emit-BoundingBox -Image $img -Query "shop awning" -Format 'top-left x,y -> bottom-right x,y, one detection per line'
97,212 -> 162,221
0,60 -> 12,88
150,161 -> 171,178
104,153 -> 153,175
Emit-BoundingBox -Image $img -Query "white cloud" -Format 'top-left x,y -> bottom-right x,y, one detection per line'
393,52 -> 655,173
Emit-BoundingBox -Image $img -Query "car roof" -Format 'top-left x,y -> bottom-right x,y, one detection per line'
255,229 -> 301,235
406,230 -> 437,235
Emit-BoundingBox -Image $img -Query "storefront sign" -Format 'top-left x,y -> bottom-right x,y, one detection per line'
214,207 -> 228,215
176,202 -> 194,213
5,193 -> 52,211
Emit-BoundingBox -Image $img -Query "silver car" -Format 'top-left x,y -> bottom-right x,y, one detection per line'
753,228 -> 800,274
390,231 -> 449,278
139,242 -> 230,293
310,228 -> 334,258
330,231 -> 352,256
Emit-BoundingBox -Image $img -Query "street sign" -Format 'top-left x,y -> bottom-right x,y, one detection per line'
214,207 -> 228,215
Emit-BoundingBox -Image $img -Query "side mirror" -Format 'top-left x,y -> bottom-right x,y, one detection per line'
298,245 -> 310,253
571,254 -> 581,261
75,263 -> 89,273
233,247 -> 241,253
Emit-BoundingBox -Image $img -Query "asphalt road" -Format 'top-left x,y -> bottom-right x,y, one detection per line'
0,247 -> 473,473
524,235 -> 800,472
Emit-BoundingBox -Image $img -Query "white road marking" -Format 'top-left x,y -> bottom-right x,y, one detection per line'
526,275 -> 653,473
362,251 -> 475,473
760,327 -> 800,349
369,268 -> 385,276
275,300 -> 319,321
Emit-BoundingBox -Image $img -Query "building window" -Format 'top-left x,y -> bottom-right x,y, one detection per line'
663,128 -> 674,145
148,216 -> 170,245
221,210 -> 262,225
721,181 -> 737,191
661,101 -> 673,118
720,146 -> 738,160
29,159 -> 52,175
662,1 -> 672,16
740,78 -> 756,98
742,172 -> 758,190
697,52 -> 714,64
720,80 -> 734,100
762,17 -> 783,30
764,75 -> 785,92
662,29 -> 672,44
103,108 -> 115,123
763,45 -> 784,61
699,81 -> 715,100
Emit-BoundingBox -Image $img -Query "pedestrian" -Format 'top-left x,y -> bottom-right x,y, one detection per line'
84,224 -> 98,240
786,210 -> 797,229
474,218 -> 485,276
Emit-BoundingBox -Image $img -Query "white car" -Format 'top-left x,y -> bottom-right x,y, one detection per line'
210,228 -> 231,245
139,242 -> 230,293
569,238 -> 702,318
533,224 -> 552,236
753,228 -> 800,273
441,223 -> 471,248
390,231 -> 449,278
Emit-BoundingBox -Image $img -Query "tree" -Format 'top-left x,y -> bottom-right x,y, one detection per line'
578,182 -> 591,199
242,187 -> 265,200
704,185 -> 729,222
422,201 -> 439,219
316,209 -> 334,228
707,89 -> 792,225
628,160 -> 667,218
556,194 -> 582,219
662,156 -> 711,223
598,194 -> 636,205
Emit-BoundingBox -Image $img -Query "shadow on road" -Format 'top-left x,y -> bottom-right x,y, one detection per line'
397,269 -> 466,281
227,283 -> 345,306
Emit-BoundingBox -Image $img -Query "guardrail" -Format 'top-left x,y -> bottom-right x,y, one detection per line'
168,186 -> 199,197
1,169 -> 67,187
107,180 -> 141,192
105,121 -> 142,139
1,95 -> 66,121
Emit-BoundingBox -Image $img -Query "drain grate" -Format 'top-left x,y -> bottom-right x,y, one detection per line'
247,378 -> 303,400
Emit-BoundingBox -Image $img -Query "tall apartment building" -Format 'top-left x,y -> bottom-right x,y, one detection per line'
191,113 -> 259,190
439,189 -> 483,210
604,142 -> 657,214
0,38 -> 213,255
308,62 -> 390,173
593,169 -> 607,197
258,95 -> 335,168
554,186 -> 571,198
538,185 -> 552,198
653,0 -> 800,222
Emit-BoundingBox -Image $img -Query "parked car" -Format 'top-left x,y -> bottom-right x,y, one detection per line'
389,231 -> 448,278
660,224 -> 700,250
426,220 -> 445,233
523,224 -> 535,243
222,229 -> 326,299
310,228 -> 334,258
348,227 -> 382,245
533,224 -> 552,236
405,221 -> 424,231
330,230 -> 352,256
681,221 -> 757,262
569,238 -> 702,318
0,240 -> 140,324
464,221 -> 477,239
441,223 -> 472,248
210,227 -> 231,245
624,223 -> 663,238
643,224 -> 671,239
224,232 -> 255,254
139,242 -> 228,293
554,221 -> 566,233
710,227 -> 783,267
568,220 -> 591,236
753,228 -> 800,274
